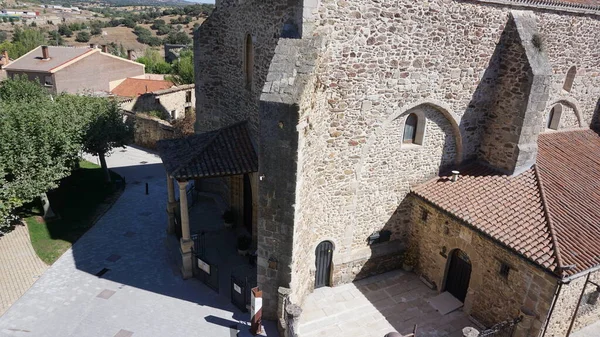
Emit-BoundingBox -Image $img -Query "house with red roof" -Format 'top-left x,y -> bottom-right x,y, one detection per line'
3,45 -> 145,95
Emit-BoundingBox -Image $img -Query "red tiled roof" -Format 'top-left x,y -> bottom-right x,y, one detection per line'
111,78 -> 174,98
537,129 -> 600,277
413,129 -> 600,278
157,121 -> 258,180
412,165 -> 558,272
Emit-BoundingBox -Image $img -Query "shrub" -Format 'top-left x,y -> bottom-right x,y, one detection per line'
75,31 -> 91,43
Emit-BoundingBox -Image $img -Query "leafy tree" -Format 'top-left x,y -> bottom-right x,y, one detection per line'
75,31 -> 91,43
0,78 -> 87,231
48,30 -> 64,46
156,25 -> 172,36
81,100 -> 134,183
0,31 -> 7,43
58,24 -> 73,37
165,31 -> 191,45
167,49 -> 194,85
122,17 -> 136,29
90,25 -> 102,36
136,48 -> 171,74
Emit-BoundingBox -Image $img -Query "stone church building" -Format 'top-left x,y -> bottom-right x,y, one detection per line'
156,0 -> 600,336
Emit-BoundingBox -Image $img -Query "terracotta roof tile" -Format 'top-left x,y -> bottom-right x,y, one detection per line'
157,121 -> 258,180
412,164 -> 558,272
537,129 -> 600,276
111,78 -> 174,98
413,129 -> 600,277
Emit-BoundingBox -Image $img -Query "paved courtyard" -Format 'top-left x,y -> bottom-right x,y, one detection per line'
298,270 -> 472,337
0,224 -> 48,316
0,146 -> 276,337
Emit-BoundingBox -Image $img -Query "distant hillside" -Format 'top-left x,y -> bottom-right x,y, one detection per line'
39,0 -> 191,6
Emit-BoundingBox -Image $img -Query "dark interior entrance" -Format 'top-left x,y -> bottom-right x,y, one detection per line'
315,241 -> 334,288
445,249 -> 472,302
243,174 -> 253,234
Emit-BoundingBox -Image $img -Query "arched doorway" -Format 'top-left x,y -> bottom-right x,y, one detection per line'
315,241 -> 334,288
445,249 -> 472,302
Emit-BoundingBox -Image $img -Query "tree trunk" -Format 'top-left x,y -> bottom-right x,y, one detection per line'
99,152 -> 111,183
40,192 -> 56,220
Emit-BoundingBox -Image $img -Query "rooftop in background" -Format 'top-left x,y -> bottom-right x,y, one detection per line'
3,46 -> 95,73
412,129 -> 600,279
111,78 -> 174,98
2,46 -> 142,74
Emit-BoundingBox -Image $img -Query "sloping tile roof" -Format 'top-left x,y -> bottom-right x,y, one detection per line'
111,78 -> 174,98
412,165 -> 558,272
413,129 -> 600,278
157,121 -> 258,180
537,129 -> 600,276
3,46 -> 95,73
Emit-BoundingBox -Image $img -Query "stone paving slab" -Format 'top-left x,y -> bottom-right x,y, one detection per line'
0,146 -> 278,337
573,320 -> 600,337
0,223 -> 48,317
298,270 -> 471,337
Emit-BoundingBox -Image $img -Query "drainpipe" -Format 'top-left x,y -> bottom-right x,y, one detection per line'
566,273 -> 591,336
541,282 -> 563,336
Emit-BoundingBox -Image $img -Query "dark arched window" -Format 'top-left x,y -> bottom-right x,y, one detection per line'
244,34 -> 254,90
547,104 -> 563,130
403,114 -> 418,144
563,66 -> 577,92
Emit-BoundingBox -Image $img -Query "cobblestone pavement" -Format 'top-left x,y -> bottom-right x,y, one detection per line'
0,224 -> 48,316
298,270 -> 471,337
0,146 -> 276,337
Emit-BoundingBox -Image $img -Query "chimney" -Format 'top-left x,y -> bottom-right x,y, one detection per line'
127,50 -> 134,61
451,171 -> 460,182
41,45 -> 50,60
101,45 -> 108,53
2,50 -> 8,65
89,43 -> 96,49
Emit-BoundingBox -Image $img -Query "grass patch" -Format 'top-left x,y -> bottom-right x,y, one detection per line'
24,160 -> 123,265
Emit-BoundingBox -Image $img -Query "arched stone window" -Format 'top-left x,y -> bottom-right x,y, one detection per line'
403,114 -> 418,144
244,34 -> 254,90
402,113 -> 425,146
547,104 -> 563,130
563,66 -> 577,92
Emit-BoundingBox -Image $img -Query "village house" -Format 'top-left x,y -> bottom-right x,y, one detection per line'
156,0 -> 600,336
119,84 -> 196,121
3,45 -> 144,95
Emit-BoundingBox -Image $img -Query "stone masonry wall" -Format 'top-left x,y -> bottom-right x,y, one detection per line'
124,112 -> 175,149
131,85 -> 195,120
194,0 -> 301,138
286,0 -> 600,308
410,197 -> 558,335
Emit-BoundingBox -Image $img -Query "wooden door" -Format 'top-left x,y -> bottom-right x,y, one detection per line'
445,249 -> 472,302
315,241 -> 334,288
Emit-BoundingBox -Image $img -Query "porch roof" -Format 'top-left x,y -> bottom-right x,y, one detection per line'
157,121 -> 258,180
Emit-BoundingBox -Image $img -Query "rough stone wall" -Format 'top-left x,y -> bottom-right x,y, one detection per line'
544,269 -> 600,336
125,112 -> 175,149
194,0 -> 301,138
410,197 -> 558,335
257,36 -> 323,318
131,85 -> 195,120
286,0 -> 600,308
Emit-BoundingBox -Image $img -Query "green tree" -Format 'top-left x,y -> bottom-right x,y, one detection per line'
58,24 -> 73,37
75,31 -> 91,43
82,100 -> 134,183
136,48 -> 172,74
90,25 -> 102,36
167,50 -> 194,85
165,31 -> 191,45
0,78 -> 87,230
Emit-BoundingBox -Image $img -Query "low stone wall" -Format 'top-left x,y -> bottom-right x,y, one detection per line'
125,112 -> 175,149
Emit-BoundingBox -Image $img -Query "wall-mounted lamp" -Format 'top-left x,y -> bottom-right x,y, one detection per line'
368,232 -> 380,246
367,230 -> 391,246
259,175 -> 265,181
